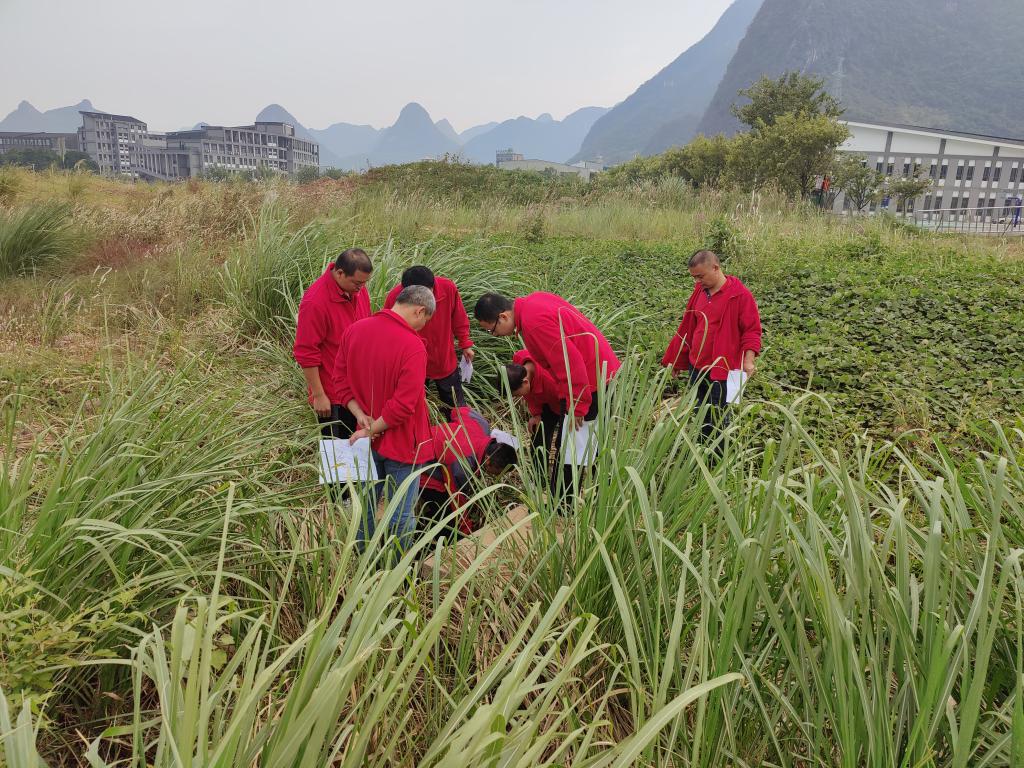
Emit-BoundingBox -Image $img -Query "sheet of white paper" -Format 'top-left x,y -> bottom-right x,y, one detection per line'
490,428 -> 520,450
560,416 -> 598,466
459,356 -> 473,383
318,437 -> 378,484
726,370 -> 748,405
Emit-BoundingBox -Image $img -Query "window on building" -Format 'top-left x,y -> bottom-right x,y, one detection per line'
956,165 -> 964,181
994,165 -> 1002,182
983,166 -> 991,181
940,164 -> 948,180
903,161 -> 911,176
934,196 -> 943,210
924,195 -> 932,211
1012,167 -> 1020,184
966,164 -> 975,181
886,161 -> 895,176
961,197 -> 971,211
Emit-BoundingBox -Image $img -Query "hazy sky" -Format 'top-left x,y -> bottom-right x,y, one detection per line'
1,0 -> 732,133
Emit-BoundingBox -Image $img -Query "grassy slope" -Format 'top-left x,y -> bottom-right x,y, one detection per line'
2,166 -> 1024,766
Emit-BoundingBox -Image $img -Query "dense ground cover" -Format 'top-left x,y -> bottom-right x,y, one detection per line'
1,164 -> 1023,766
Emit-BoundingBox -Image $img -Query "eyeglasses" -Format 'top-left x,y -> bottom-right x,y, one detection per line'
480,322 -> 498,336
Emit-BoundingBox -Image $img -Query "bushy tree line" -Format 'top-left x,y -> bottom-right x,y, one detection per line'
0,148 -> 98,173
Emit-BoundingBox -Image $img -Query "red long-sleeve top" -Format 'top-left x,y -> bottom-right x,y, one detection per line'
333,310 -> 432,465
512,349 -> 564,416
292,266 -> 371,405
513,292 -> 621,419
661,276 -> 762,381
383,276 -> 473,380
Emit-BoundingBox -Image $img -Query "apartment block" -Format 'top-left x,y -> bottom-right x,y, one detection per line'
0,131 -> 80,157
79,111 -> 319,180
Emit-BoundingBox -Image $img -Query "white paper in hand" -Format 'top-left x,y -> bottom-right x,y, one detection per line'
318,437 -> 378,484
490,428 -> 520,450
560,416 -> 598,466
459,356 -> 473,383
726,370 -> 748,405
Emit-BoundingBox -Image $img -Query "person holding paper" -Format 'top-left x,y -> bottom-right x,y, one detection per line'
293,248 -> 373,439
334,285 -> 436,554
419,407 -> 518,537
475,291 -> 619,503
661,249 -> 762,443
383,266 -> 474,408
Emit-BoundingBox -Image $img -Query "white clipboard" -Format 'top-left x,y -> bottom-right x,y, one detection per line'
560,416 -> 598,466
318,437 -> 378,484
725,370 -> 748,405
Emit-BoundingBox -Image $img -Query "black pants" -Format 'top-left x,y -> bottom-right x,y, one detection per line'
688,369 -> 727,445
430,368 -> 466,409
319,404 -> 357,439
418,486 -> 461,540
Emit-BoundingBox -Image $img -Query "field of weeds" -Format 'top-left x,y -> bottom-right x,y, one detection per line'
1,164 -> 1023,767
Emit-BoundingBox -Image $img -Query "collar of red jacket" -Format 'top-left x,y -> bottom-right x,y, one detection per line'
376,307 -> 420,335
320,265 -> 361,304
697,274 -> 742,301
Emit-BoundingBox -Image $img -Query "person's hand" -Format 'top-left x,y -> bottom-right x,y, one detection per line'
462,348 -> 476,363
312,393 -> 332,418
742,357 -> 756,378
527,415 -> 541,434
349,428 -> 370,444
567,414 -> 584,432
356,412 -> 373,432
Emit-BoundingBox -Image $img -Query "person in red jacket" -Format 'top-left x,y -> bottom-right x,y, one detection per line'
419,407 -> 517,538
474,291 -> 620,428
292,248 -> 372,439
499,350 -> 563,452
383,266 -> 474,408
662,249 -> 762,443
335,285 -> 436,554
476,291 -> 619,504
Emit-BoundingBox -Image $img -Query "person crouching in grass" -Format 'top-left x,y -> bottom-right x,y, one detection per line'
497,350 -> 562,490
420,406 -> 518,539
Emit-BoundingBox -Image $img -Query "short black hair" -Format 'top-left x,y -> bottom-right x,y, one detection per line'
336,248 -> 373,276
496,363 -> 528,396
688,249 -> 720,268
483,440 -> 517,471
401,265 -> 435,289
474,292 -> 513,323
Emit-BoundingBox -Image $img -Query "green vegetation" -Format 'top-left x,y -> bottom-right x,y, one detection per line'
0,202 -> 83,277
0,149 -> 97,173
1,165 -> 1023,765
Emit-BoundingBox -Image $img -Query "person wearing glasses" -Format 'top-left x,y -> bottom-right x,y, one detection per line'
475,291 -> 620,504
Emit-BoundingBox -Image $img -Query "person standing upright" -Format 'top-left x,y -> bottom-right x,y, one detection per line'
662,250 -> 762,443
384,266 -> 474,407
335,285 -> 436,555
293,248 -> 373,438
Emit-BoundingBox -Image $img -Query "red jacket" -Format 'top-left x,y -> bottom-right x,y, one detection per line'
513,292 -> 621,418
429,407 -> 491,465
512,349 -> 563,416
292,266 -> 371,405
334,311 -> 432,464
383,276 -> 473,380
661,276 -> 762,381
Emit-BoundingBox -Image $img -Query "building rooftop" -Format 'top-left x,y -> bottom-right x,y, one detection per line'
847,120 -> 1024,148
79,110 -> 146,125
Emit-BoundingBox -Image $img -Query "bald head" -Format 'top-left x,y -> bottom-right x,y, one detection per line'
688,250 -> 720,269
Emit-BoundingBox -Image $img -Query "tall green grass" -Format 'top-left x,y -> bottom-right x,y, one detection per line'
0,202 -> 82,278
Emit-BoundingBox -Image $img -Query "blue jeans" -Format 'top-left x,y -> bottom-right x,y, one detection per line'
359,452 -> 418,558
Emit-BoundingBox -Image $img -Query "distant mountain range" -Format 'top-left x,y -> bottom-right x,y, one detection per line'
10,1 -> 1016,172
0,99 -> 101,133
572,0 -> 763,165
695,0 -> 1024,140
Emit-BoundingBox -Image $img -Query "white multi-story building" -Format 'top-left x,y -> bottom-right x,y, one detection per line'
834,121 -> 1024,223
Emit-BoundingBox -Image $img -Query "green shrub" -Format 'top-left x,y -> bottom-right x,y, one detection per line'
0,202 -> 82,277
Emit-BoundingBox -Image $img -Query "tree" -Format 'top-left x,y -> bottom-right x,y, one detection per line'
295,165 -> 319,184
832,154 -> 884,213
732,71 -> 843,132
61,151 -> 98,172
886,174 -> 933,215
677,134 -> 732,187
0,148 -> 62,171
726,113 -> 850,197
